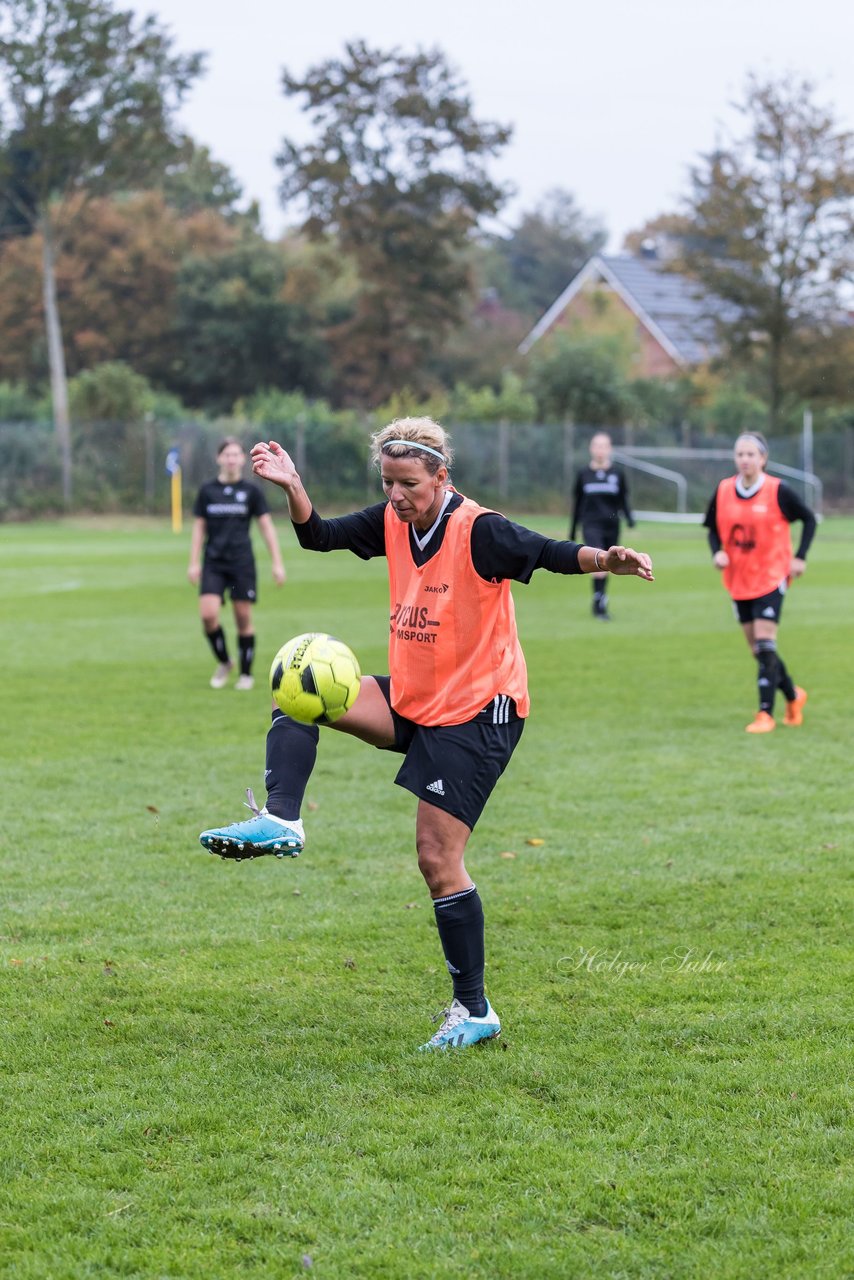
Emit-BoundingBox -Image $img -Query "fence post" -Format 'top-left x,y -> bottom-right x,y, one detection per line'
295,415 -> 307,481
802,408 -> 813,500
563,420 -> 575,505
144,414 -> 155,511
497,419 -> 510,499
843,426 -> 854,506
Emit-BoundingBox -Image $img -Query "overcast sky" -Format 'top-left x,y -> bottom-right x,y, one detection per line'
151,0 -> 854,250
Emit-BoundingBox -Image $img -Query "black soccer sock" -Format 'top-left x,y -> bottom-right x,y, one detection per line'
433,886 -> 486,1017
206,626 -> 229,664
775,652 -> 797,702
238,633 -> 255,677
264,708 -> 319,821
754,639 -> 779,715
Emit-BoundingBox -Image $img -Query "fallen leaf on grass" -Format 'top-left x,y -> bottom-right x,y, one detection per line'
292,889 -> 301,896
104,1019 -> 114,1027
9,958 -> 23,966
146,805 -> 159,815
499,851 -> 517,860
343,958 -> 356,970
404,902 -> 419,910
307,802 -> 319,812
525,838 -> 545,847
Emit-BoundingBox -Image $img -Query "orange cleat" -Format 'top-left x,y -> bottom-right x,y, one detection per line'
746,711 -> 776,734
783,686 -> 808,727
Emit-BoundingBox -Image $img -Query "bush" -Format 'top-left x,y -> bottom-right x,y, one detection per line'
0,382 -> 49,421
68,361 -> 155,422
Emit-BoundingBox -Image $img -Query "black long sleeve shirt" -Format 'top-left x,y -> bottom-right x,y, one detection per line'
570,465 -> 634,539
292,493 -> 583,582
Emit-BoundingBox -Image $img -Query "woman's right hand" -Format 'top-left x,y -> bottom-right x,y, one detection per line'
251,440 -> 298,490
713,550 -> 729,570
187,564 -> 201,584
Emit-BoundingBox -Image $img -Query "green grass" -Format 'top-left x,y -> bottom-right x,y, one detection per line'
1,514 -> 853,1280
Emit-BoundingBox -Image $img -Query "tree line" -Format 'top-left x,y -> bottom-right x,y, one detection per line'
1,1 -> 853,504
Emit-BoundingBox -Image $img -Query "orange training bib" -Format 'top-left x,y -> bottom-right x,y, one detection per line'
385,497 -> 530,726
715,475 -> 792,600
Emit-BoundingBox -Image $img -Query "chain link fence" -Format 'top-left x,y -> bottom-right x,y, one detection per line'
2,416 -> 853,519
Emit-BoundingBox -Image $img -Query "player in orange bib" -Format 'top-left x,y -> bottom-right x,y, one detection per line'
703,431 -> 817,733
200,418 -> 654,1050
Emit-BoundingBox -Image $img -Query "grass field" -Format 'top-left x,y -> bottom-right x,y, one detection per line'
1,513 -> 853,1279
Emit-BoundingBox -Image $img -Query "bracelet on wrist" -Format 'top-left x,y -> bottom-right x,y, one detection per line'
594,549 -> 606,571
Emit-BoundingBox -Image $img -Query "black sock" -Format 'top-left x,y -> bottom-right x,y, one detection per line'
433,886 -> 486,1016
206,626 -> 229,663
754,639 -> 779,715
238,633 -> 255,676
264,709 -> 319,821
776,653 -> 796,702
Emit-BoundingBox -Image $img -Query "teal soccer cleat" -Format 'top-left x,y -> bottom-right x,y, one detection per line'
418,998 -> 501,1051
199,789 -> 304,861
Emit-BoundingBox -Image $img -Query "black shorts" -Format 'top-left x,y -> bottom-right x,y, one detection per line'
583,519 -> 620,551
733,583 -> 787,625
373,677 -> 525,831
200,558 -> 258,602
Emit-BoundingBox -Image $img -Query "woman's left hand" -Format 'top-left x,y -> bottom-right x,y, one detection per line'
603,546 -> 655,581
789,557 -> 806,580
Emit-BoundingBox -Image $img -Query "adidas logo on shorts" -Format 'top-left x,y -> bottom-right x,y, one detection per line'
426,779 -> 445,796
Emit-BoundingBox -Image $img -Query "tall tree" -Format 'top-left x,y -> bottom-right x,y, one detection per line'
169,228 -> 334,412
0,0 -> 203,502
682,74 -> 854,431
0,192 -> 341,409
161,136 -> 245,219
0,192 -> 235,388
276,40 -> 511,405
490,188 -> 607,318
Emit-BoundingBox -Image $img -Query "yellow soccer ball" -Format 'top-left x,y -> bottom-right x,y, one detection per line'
269,632 -> 361,725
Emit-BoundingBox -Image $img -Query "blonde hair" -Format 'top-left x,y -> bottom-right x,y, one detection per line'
370,417 -> 453,476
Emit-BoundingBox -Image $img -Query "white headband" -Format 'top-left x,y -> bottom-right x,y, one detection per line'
382,439 -> 446,463
737,432 -> 768,454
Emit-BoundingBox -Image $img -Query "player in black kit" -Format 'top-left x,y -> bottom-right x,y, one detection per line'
570,432 -> 635,620
188,437 -> 286,690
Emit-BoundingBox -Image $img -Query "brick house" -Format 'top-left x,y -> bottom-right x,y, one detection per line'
518,250 -> 730,376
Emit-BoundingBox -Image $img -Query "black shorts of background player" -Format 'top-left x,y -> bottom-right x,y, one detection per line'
570,432 -> 635,620
188,437 -> 286,690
